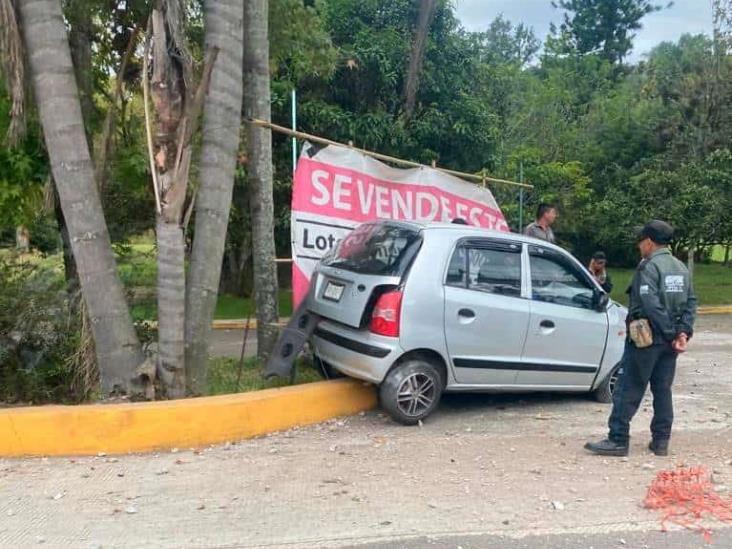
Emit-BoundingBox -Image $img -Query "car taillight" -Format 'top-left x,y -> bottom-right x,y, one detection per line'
369,290 -> 403,337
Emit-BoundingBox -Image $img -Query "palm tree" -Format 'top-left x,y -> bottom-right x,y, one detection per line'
16,0 -> 145,394
243,0 -> 279,359
185,0 -> 244,394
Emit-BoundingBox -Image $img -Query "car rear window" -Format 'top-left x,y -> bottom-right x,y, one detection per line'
321,223 -> 422,277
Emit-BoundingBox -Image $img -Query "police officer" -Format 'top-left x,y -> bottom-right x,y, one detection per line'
585,220 -> 697,457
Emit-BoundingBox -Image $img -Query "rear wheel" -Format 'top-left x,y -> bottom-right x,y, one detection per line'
592,363 -> 622,403
379,359 -> 444,425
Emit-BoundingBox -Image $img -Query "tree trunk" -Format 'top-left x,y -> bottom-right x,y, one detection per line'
66,0 -> 95,141
687,243 -> 695,279
403,0 -> 438,119
243,0 -> 279,360
52,184 -> 80,298
156,218 -> 186,396
146,1 -> 218,396
18,0 -> 145,395
185,0 -> 244,394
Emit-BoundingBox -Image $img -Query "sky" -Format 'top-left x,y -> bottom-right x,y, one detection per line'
454,0 -> 714,62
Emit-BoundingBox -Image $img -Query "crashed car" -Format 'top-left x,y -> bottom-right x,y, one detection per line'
278,221 -> 627,425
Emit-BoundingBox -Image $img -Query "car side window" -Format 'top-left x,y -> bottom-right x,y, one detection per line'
529,247 -> 594,309
446,246 -> 467,286
446,243 -> 522,298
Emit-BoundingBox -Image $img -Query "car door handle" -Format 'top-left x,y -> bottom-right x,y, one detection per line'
539,319 -> 555,329
458,308 -> 476,319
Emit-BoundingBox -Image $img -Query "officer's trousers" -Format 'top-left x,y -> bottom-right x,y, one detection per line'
608,341 -> 678,443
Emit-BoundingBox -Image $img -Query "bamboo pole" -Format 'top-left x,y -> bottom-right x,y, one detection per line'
246,118 -> 533,189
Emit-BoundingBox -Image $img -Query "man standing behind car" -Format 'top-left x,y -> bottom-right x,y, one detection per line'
524,203 -> 557,243
585,220 -> 697,457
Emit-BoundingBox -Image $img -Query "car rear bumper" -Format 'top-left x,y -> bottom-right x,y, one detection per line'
311,321 -> 402,384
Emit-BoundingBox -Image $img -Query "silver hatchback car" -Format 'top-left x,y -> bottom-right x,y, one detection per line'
305,221 -> 627,425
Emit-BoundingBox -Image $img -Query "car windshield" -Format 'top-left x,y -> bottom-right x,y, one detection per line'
321,223 -> 421,277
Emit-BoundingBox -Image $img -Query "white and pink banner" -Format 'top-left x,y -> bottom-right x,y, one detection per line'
291,143 -> 509,305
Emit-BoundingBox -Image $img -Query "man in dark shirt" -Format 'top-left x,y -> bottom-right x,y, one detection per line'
585,220 -> 697,457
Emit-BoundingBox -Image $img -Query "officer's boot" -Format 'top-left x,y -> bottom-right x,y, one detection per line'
648,439 -> 669,457
584,438 -> 629,457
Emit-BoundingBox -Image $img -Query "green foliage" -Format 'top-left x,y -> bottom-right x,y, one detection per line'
0,253 -> 83,403
0,90 -> 47,231
550,0 -> 665,63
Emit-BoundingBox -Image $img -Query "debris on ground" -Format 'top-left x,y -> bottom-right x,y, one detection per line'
644,466 -> 732,542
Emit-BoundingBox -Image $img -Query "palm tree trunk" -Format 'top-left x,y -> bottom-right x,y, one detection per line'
18,0 -> 145,394
66,0 -> 95,140
156,218 -> 186,396
243,0 -> 279,360
185,0 -> 244,394
403,0 -> 438,118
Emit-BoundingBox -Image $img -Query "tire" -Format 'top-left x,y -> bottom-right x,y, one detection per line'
592,363 -> 622,403
379,359 -> 444,425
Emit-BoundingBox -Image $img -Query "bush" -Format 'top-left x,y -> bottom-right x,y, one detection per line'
0,252 -> 92,404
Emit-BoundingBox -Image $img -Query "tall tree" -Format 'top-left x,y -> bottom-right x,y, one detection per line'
66,0 -> 96,138
16,0 -> 145,394
243,0 -> 279,360
478,15 -> 540,67
551,0 -> 663,63
144,0 -> 216,397
185,0 -> 244,394
403,0 -> 438,118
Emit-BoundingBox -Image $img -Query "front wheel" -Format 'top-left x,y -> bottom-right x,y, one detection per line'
592,363 -> 622,403
379,359 -> 444,425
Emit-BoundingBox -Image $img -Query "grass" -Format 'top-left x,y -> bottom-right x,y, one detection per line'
711,245 -> 729,263
213,291 -> 294,320
206,356 -> 323,395
130,291 -> 294,322
608,262 -> 732,306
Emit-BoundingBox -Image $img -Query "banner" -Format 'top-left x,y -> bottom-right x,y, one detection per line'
291,143 -> 509,305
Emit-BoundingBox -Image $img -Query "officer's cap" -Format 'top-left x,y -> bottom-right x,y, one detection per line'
636,220 -> 674,244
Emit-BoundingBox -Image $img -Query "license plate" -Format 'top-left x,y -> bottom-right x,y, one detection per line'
323,281 -> 345,302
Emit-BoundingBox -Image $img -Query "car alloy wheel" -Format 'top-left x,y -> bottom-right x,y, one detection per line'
396,372 -> 436,417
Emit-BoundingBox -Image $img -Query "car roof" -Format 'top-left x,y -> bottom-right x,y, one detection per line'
380,220 -> 563,251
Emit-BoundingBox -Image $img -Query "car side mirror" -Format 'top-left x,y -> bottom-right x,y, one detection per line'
593,290 -> 609,312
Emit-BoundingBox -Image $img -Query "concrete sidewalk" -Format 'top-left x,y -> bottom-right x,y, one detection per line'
1,315 -> 731,548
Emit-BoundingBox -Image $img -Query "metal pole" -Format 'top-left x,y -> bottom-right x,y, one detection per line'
291,88 -> 297,175
518,161 -> 525,231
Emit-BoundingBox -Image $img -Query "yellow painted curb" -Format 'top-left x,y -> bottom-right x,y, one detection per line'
698,306 -> 732,315
0,379 -> 377,457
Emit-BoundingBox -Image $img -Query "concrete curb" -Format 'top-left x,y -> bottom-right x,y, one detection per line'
698,305 -> 732,315
0,379 -> 377,457
142,305 -> 732,332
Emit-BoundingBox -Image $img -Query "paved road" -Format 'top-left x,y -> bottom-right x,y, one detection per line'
209,328 -> 258,358
362,528 -> 732,549
0,316 -> 731,548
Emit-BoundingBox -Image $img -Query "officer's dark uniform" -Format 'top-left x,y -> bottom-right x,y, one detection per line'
585,220 -> 697,456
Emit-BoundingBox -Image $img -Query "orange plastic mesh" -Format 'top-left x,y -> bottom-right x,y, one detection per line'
644,466 -> 732,542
